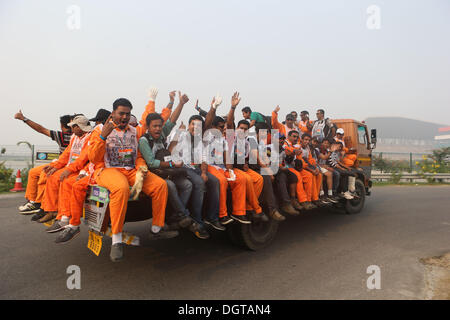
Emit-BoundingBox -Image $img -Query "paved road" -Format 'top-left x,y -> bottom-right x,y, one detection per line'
1,186 -> 449,300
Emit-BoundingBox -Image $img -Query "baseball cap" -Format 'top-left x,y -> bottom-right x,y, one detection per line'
336,128 -> 345,134
89,109 -> 111,123
67,115 -> 93,132
286,114 -> 295,121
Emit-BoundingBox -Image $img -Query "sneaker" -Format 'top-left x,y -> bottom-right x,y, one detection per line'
219,216 -> 234,225
31,209 -> 46,221
230,214 -> 252,224
189,222 -> 210,240
303,202 -> 315,210
291,199 -> 303,212
55,226 -> 80,243
252,212 -> 269,222
178,215 -> 193,228
319,196 -> 331,205
280,203 -> 299,216
19,202 -> 41,214
148,225 -> 179,240
343,191 -> 355,200
46,220 -> 67,233
204,220 -> 226,231
327,196 -> 339,204
38,212 -> 56,223
110,243 -> 124,262
269,209 -> 286,221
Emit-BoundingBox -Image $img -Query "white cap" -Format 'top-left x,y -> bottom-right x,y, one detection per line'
67,115 -> 93,132
336,128 -> 344,135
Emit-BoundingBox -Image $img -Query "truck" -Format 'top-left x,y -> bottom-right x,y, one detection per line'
81,119 -> 377,254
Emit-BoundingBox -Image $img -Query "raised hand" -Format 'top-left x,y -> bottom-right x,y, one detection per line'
179,121 -> 186,130
178,91 -> 189,105
14,110 -> 25,120
274,105 -> 280,113
148,87 -> 159,102
169,90 -> 176,102
211,94 -> 222,109
100,115 -> 118,138
231,92 -> 241,108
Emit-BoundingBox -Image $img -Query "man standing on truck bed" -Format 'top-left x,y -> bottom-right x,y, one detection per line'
14,110 -> 73,215
88,97 -> 176,262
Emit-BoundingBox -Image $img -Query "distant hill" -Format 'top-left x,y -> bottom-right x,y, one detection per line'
364,117 -> 449,140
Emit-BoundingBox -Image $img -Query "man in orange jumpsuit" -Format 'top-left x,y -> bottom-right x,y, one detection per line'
88,97 -> 175,262
37,115 -> 93,223
14,111 -> 73,216
299,133 -> 322,206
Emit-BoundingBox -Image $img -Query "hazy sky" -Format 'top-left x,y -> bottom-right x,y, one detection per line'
1,0 -> 449,145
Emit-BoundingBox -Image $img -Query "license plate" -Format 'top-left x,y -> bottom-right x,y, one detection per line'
87,230 -> 103,256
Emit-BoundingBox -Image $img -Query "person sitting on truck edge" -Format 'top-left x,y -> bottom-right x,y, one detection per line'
327,141 -> 355,200
311,137 -> 332,205
205,113 -> 249,225
251,122 -> 286,221
311,109 -> 336,143
298,111 -> 314,136
225,99 -> 268,223
168,108 -> 221,240
317,138 -> 339,203
282,130 -> 315,210
298,133 -> 322,208
88,98 -> 174,262
276,132 -> 304,214
271,105 -> 298,137
241,106 -> 267,128
138,92 -> 194,231
35,115 -> 93,225
14,111 -> 73,215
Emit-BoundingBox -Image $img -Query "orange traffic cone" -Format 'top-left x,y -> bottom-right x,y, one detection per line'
10,169 -> 25,192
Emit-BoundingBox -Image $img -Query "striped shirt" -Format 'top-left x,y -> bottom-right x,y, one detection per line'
50,130 -> 72,154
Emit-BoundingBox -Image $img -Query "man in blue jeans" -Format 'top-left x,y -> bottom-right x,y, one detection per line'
169,114 -> 221,239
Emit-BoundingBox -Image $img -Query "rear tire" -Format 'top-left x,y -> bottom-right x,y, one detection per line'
227,211 -> 279,250
345,179 -> 365,214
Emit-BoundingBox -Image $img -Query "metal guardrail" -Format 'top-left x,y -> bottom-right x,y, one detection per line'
372,173 -> 450,182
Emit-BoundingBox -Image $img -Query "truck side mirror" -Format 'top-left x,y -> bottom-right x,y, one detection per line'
370,129 -> 377,149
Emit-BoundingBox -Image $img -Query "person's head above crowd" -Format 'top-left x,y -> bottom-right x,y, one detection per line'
112,98 -> 133,129
60,115 -> 72,133
316,109 -> 325,121
300,111 -> 310,122
146,112 -> 164,139
301,133 -> 311,148
67,115 -> 93,137
89,108 -> 111,125
241,106 -> 252,120
336,128 -> 344,140
188,114 -> 204,136
287,130 -> 299,144
285,113 -> 296,129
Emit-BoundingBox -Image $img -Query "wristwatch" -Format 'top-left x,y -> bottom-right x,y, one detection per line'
22,117 -> 30,122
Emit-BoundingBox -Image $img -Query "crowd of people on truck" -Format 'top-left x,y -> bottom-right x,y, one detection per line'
14,89 -> 362,262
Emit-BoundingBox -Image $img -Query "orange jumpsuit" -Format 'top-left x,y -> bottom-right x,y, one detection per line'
298,120 -> 313,136
234,168 -> 263,214
299,147 -> 321,202
208,166 -> 247,217
25,164 -> 47,203
282,140 -> 308,203
88,124 -> 168,234
271,111 -> 298,137
41,132 -> 91,212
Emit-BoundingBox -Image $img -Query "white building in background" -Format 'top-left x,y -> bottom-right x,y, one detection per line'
435,127 -> 450,147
